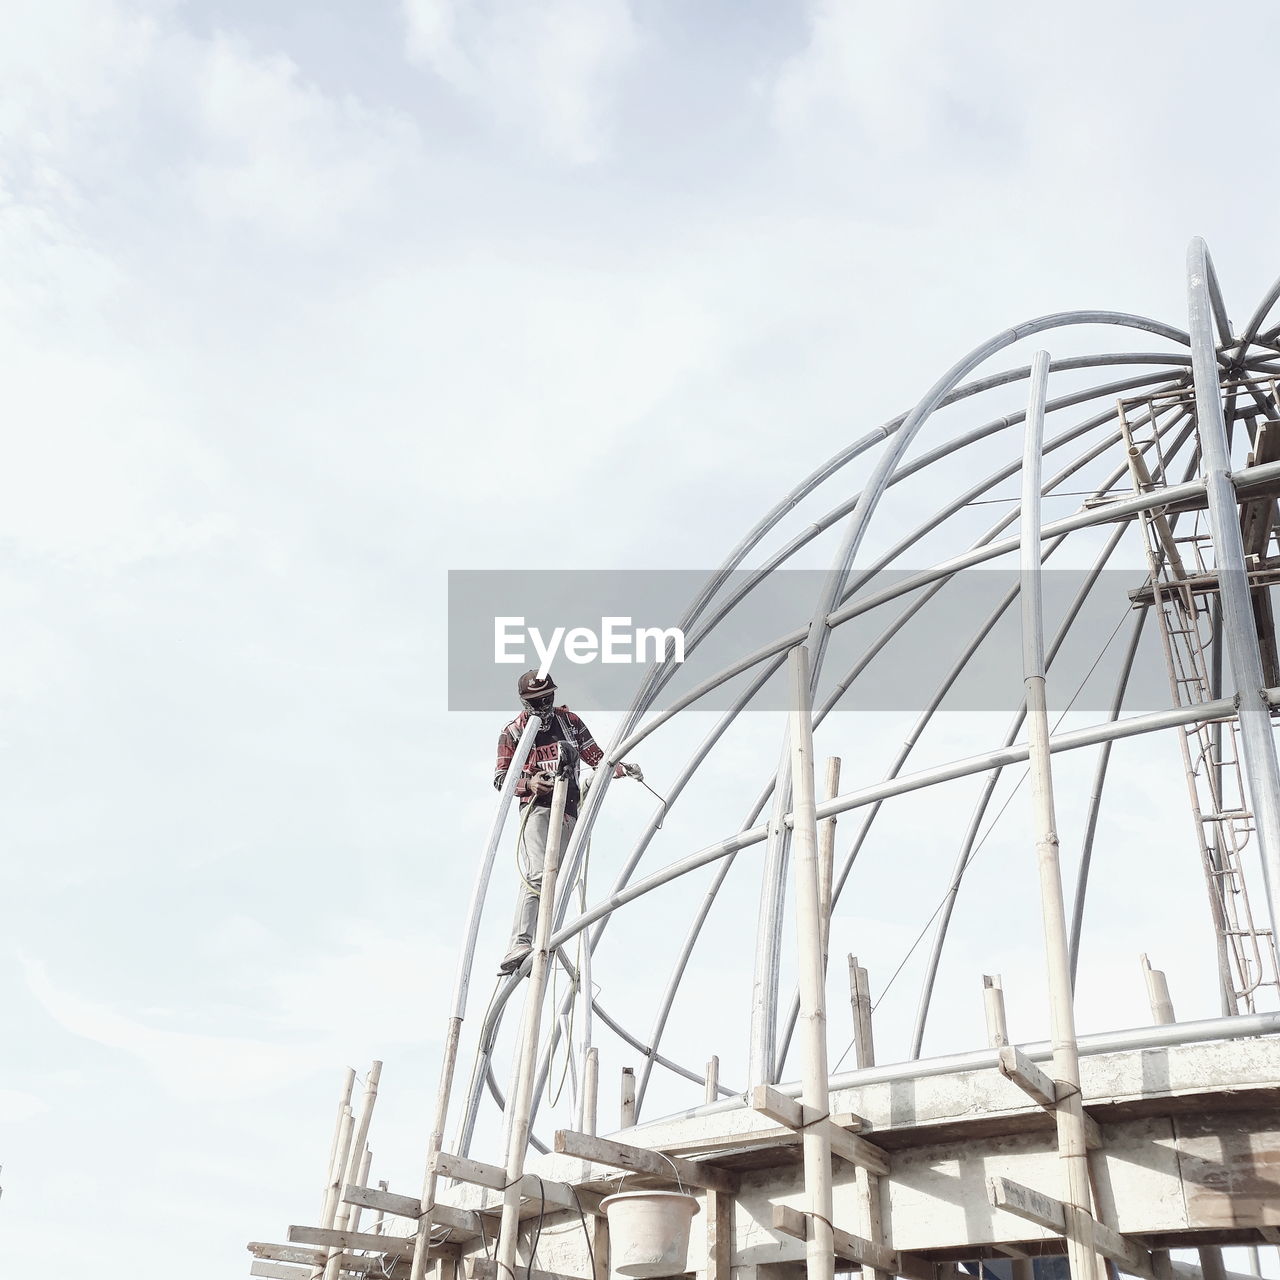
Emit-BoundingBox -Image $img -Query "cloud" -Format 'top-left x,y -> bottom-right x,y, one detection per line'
402,0 -> 639,163
0,0 -> 161,170
252,921 -> 454,1043
0,1087 -> 50,1122
0,0 -> 419,248
184,35 -> 421,245
772,0 -> 955,152
21,954 -> 319,1101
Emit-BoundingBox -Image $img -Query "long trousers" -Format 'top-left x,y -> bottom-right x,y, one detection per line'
509,804 -> 578,947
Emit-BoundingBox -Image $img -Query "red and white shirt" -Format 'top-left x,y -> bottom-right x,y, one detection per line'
493,706 -> 617,818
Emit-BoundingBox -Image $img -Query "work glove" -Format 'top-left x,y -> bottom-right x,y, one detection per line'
621,762 -> 644,783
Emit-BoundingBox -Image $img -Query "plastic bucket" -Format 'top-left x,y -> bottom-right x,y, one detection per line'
600,1190 -> 701,1278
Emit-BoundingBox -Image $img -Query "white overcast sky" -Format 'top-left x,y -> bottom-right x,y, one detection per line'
4,2 -> 1280,1277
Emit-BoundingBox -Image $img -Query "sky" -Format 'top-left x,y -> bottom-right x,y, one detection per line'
4,2 -> 1280,1277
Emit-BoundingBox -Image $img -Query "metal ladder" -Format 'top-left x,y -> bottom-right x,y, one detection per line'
1119,392 -> 1279,1014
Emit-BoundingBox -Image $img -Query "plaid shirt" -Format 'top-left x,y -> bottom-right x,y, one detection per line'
493,706 -> 615,814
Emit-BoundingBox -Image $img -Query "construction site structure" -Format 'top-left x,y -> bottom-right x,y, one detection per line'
248,239 -> 1280,1280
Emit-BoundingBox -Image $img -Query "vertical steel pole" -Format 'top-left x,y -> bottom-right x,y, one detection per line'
1188,237 -> 1280,940
1021,350 -> 1103,1280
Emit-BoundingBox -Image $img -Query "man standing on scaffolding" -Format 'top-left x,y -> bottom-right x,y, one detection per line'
494,670 -> 641,975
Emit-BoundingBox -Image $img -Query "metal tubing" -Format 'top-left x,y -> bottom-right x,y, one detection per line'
720,320 -> 1187,1093
905,412 -> 1196,1054
495,775 -> 569,1280
409,713 -> 543,1280
609,457 -> 1280,763
903,516 -> 1132,1062
793,417 -> 1193,1070
1235,274 -> 1280,354
1068,606 -> 1149,982
680,372 -> 1189,663
547,692 -> 1269,957
441,290 -> 1279,1168
631,1010 -> 1280,1130
507,656 -> 784,1148
1188,239 -> 1280,940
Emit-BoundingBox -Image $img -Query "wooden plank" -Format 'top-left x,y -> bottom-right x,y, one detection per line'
248,1244 -> 408,1276
467,1258 -> 588,1280
1094,1220 -> 1154,1279
433,1153 -> 604,1215
430,1203 -> 493,1237
987,1176 -> 1066,1232
553,1129 -> 739,1193
435,1152 -> 507,1193
250,1244 -> 329,1266
251,1263 -> 407,1280
345,1182 -> 550,1244
772,1203 -> 935,1280
988,1178 -> 1150,1277
996,1048 -> 1103,1147
289,1224 -> 419,1256
997,1046 -> 1058,1110
855,1165 -> 890,1280
752,1083 -> 887,1176
1081,1108 -> 1104,1151
343,1184 -> 422,1220
655,1111 -> 865,1156
339,1186 -> 494,1242
590,1212 -> 609,1280
706,1187 -> 733,1280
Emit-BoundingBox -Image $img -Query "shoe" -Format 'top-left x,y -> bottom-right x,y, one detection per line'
499,943 -> 532,975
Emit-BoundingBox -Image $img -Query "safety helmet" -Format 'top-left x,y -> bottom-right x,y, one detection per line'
518,670 -> 557,715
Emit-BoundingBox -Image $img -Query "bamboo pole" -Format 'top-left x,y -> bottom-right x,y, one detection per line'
847,954 -> 881,1280
373,1179 -> 389,1237
495,776 -> 570,1280
410,713 -> 544,1280
849,957 -> 874,1069
349,1146 -> 373,1234
325,1061 -> 383,1280
819,758 -> 842,970
319,1068 -> 356,1220
705,1055 -> 720,1106
620,1067 -> 636,1128
983,975 -> 1009,1048
789,645 -> 834,1280
1141,955 -> 1176,1025
315,1104 -> 354,1279
1021,350 -> 1102,1280
582,1047 -> 599,1136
